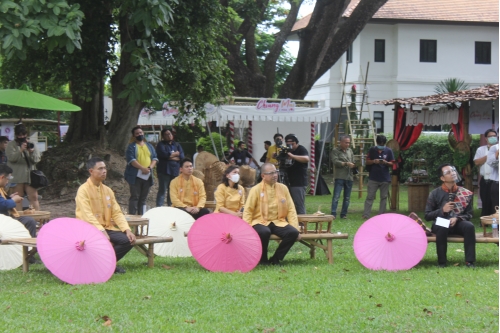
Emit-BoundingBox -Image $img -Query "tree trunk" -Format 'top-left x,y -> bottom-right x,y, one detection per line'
107,16 -> 144,153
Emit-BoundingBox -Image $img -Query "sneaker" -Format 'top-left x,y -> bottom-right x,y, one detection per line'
465,262 -> 475,268
362,215 -> 369,220
114,266 -> 126,274
341,215 -> 348,219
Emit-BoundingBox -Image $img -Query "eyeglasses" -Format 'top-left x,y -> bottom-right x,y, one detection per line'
263,171 -> 279,175
285,141 -> 294,144
442,169 -> 456,176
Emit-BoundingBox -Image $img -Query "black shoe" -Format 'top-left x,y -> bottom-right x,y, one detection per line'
114,266 -> 126,274
438,263 -> 446,268
28,257 -> 41,264
341,215 -> 348,219
258,260 -> 270,266
466,262 -> 475,268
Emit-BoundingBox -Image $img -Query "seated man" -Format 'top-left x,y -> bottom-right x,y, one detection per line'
243,163 -> 301,265
0,164 -> 37,238
75,157 -> 136,274
170,158 -> 210,219
425,163 -> 476,268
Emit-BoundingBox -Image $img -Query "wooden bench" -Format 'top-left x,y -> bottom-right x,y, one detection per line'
270,233 -> 349,264
1,235 -> 173,272
426,233 -> 499,244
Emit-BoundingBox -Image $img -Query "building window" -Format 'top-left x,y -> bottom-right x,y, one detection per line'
475,41 -> 491,64
420,40 -> 437,62
346,44 -> 353,63
373,111 -> 384,133
374,39 -> 385,62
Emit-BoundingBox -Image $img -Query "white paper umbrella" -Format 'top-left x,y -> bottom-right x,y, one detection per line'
0,215 -> 30,270
142,207 -> 195,257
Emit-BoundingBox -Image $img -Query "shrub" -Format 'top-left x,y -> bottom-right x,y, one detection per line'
197,132 -> 227,159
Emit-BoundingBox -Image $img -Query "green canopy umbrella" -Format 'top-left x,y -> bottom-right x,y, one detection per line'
0,88 -> 81,111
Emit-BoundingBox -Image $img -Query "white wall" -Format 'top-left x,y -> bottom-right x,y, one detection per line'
305,22 -> 499,135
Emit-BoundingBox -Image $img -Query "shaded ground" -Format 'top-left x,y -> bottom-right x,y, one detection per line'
36,141 -> 158,219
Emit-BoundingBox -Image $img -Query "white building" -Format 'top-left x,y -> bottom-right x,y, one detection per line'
290,0 -> 499,135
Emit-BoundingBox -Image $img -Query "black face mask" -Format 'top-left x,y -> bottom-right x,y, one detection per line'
136,135 -> 144,142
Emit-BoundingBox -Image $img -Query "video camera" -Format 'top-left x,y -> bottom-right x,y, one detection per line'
274,137 -> 293,168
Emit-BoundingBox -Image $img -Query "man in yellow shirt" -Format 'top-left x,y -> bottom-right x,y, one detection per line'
124,126 -> 158,215
265,133 -> 284,168
243,163 -> 300,266
76,157 -> 136,274
170,158 -> 210,219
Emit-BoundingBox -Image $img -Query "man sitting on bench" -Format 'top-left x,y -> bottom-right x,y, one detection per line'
0,164 -> 37,238
170,158 -> 210,219
425,164 -> 476,268
75,157 -> 136,274
243,163 -> 301,266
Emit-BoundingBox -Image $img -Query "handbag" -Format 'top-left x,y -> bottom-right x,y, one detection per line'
30,170 -> 49,189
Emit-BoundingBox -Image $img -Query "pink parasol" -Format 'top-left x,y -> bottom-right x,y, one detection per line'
187,214 -> 262,273
37,218 -> 116,284
353,213 -> 428,271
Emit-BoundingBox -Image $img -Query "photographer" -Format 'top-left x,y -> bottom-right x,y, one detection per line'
331,135 -> 356,219
266,133 -> 284,168
6,124 -> 41,211
283,134 -> 309,215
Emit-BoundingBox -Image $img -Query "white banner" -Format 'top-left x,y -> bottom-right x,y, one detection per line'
405,108 -> 459,126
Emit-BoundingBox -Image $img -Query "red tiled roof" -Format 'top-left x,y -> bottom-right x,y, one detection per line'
292,0 -> 499,32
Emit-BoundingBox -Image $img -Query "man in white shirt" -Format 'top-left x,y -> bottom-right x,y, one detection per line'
487,141 -> 499,212
473,129 -> 498,216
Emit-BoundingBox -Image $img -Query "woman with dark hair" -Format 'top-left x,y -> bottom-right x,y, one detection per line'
6,124 -> 41,210
214,165 -> 245,217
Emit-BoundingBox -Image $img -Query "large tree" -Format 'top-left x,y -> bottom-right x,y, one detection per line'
0,0 -> 232,151
223,0 -> 389,99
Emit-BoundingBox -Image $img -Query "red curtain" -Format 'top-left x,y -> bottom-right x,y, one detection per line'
451,106 -> 464,142
395,106 -> 423,151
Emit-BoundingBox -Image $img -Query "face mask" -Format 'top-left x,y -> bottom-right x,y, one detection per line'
230,174 -> 240,183
136,135 -> 144,142
488,137 -> 498,145
377,145 -> 385,150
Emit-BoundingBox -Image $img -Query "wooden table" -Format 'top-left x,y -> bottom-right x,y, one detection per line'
297,214 -> 334,234
124,215 -> 149,236
18,211 -> 51,226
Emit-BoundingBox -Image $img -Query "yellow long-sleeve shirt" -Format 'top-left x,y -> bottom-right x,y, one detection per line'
75,181 -> 131,232
266,144 -> 279,167
214,183 -> 245,213
169,175 -> 206,208
243,182 -> 299,230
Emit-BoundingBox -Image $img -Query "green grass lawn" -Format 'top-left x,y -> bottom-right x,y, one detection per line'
1,185 -> 498,332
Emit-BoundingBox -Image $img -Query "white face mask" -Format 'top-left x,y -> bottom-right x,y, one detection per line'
230,174 -> 240,183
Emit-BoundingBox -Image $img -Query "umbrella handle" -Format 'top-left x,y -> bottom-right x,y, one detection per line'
75,240 -> 85,251
385,233 -> 395,242
221,232 -> 232,244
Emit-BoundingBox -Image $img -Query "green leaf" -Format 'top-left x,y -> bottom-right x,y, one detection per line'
53,6 -> 60,15
12,29 -> 19,37
66,40 -> 74,53
2,34 -> 13,49
65,27 -> 75,39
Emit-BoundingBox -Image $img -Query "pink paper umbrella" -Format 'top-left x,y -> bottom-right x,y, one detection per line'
188,214 -> 262,273
353,213 -> 428,271
37,218 -> 116,284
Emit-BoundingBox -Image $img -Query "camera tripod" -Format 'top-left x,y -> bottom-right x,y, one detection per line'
277,168 -> 289,186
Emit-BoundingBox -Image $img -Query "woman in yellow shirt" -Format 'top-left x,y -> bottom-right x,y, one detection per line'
214,165 -> 245,217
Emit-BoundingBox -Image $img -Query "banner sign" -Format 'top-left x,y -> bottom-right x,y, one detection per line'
256,98 -> 296,114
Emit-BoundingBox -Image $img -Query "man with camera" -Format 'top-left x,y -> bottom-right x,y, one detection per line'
331,135 -> 356,219
282,134 -> 309,215
362,135 -> 395,219
424,164 -> 475,268
266,133 -> 284,168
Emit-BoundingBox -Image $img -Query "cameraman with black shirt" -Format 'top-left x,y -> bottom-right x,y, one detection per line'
283,134 -> 309,214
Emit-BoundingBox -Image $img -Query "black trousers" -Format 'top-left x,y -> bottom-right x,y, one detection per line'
431,220 -> 476,265
17,216 -> 37,238
479,178 -> 494,216
106,230 -> 134,262
128,176 -> 153,215
491,181 -> 499,213
253,223 -> 299,263
175,207 -> 211,220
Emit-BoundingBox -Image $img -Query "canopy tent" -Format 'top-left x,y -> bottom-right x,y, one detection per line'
137,98 -> 331,194
372,84 -> 499,208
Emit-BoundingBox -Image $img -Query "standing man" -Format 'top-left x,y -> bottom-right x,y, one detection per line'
473,129 -> 497,217
192,145 -> 204,168
156,129 -> 184,207
76,157 -> 136,274
331,135 -> 356,219
0,136 -> 9,164
243,163 -> 300,266
266,133 -> 284,168
283,134 -> 309,215
170,158 -> 210,219
260,141 -> 272,163
228,141 -> 260,167
425,164 -> 475,268
487,142 -> 499,211
362,135 -> 395,219
124,126 -> 158,215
